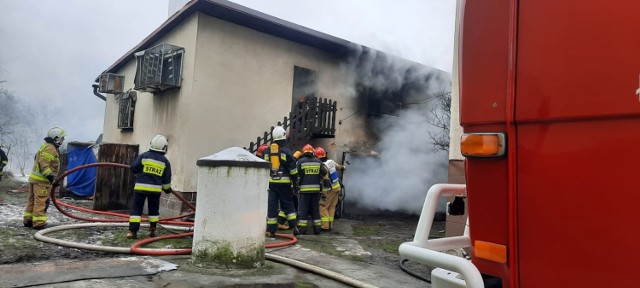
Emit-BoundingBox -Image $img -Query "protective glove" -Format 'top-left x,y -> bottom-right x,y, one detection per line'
46,174 -> 59,188
164,187 -> 173,194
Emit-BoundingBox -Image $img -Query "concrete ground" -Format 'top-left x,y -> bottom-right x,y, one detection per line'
1,248 -> 428,288
1,178 -> 437,288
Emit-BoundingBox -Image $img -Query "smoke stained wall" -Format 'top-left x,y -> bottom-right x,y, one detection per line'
335,47 -> 451,215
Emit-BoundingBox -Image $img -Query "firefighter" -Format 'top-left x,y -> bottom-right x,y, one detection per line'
316,146 -> 345,231
23,127 -> 66,229
277,149 -> 303,230
256,143 -> 268,158
296,144 -> 327,235
127,134 -> 173,239
0,146 -> 7,181
264,126 -> 299,238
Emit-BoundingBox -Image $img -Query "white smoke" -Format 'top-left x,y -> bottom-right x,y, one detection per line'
343,108 -> 448,214
337,47 -> 451,215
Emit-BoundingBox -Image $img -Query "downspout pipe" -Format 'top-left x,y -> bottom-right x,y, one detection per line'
92,84 -> 106,101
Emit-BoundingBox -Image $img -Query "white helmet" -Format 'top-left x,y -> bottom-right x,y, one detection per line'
47,126 -> 67,146
149,134 -> 168,153
272,126 -> 286,141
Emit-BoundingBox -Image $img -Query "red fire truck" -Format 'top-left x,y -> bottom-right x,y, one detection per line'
401,1 -> 640,287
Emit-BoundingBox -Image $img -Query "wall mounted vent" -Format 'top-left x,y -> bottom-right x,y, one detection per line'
98,73 -> 125,94
134,43 -> 184,93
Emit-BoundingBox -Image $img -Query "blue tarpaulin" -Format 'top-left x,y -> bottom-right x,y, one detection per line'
66,147 -> 97,196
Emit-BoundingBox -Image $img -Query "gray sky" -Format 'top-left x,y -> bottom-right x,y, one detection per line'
0,0 -> 456,143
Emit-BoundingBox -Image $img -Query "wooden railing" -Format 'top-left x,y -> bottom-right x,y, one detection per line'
245,97 -> 337,153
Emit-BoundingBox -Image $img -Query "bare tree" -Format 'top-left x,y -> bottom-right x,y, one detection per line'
426,91 -> 451,152
0,82 -> 37,174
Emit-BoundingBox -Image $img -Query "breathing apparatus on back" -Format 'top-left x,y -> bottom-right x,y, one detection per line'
270,126 -> 287,179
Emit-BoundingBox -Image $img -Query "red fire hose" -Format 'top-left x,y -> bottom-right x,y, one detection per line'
46,162 -> 297,255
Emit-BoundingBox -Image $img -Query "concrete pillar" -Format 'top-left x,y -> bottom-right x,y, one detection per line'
192,147 -> 270,268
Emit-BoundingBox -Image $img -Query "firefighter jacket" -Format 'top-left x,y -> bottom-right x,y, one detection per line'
0,148 -> 7,172
297,155 -> 328,193
131,150 -> 172,193
29,138 -> 60,184
264,142 -> 298,185
323,159 -> 343,190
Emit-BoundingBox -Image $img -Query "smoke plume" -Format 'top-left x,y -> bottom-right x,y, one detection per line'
339,47 -> 451,215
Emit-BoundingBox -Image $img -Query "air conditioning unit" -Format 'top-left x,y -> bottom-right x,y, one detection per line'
98,73 -> 125,94
117,90 -> 137,129
134,43 -> 184,93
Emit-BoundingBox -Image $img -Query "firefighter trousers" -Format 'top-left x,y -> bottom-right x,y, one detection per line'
267,183 -> 297,233
298,192 -> 321,234
23,182 -> 51,228
278,191 -> 298,226
320,188 -> 340,230
129,191 -> 160,232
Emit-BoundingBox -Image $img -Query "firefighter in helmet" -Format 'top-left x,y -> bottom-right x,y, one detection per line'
296,144 -> 328,235
256,143 -> 268,158
277,149 -> 303,230
23,126 -> 66,229
127,134 -> 173,239
316,146 -> 345,231
264,126 -> 299,238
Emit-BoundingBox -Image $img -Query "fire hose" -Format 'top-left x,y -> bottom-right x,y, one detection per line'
35,162 -> 378,288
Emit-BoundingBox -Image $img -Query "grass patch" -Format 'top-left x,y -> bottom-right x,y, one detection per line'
379,240 -> 403,254
0,228 -> 38,251
352,224 -> 382,237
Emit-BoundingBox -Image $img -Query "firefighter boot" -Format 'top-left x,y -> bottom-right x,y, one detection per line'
278,223 -> 290,230
292,227 -> 301,236
23,220 -> 33,227
313,226 -> 322,235
127,230 -> 137,239
149,222 -> 157,237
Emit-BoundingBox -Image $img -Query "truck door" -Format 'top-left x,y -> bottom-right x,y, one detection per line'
515,1 -> 640,287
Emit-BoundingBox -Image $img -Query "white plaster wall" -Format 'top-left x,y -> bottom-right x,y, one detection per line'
103,14 -> 199,191
102,12 -> 368,192
449,0 -> 464,161
184,13 -> 347,191
192,163 -> 269,262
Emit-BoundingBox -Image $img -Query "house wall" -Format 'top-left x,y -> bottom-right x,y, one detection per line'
102,14 -> 199,199
446,0 -> 468,237
183,13 -> 355,191
103,12 -> 358,198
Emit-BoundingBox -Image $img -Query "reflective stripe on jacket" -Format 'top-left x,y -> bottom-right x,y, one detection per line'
131,150 -> 172,193
29,142 -> 60,184
296,156 -> 327,193
324,159 -> 342,190
264,144 -> 298,184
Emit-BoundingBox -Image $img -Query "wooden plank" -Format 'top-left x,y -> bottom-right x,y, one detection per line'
94,143 -> 139,211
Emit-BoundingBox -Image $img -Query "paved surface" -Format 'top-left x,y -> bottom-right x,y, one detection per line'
1,248 -> 427,288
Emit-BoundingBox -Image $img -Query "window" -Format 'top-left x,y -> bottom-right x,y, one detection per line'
117,90 -> 137,130
134,43 -> 184,93
291,66 -> 318,111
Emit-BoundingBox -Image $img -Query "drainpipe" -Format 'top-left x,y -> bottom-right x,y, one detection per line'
92,84 -> 106,101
